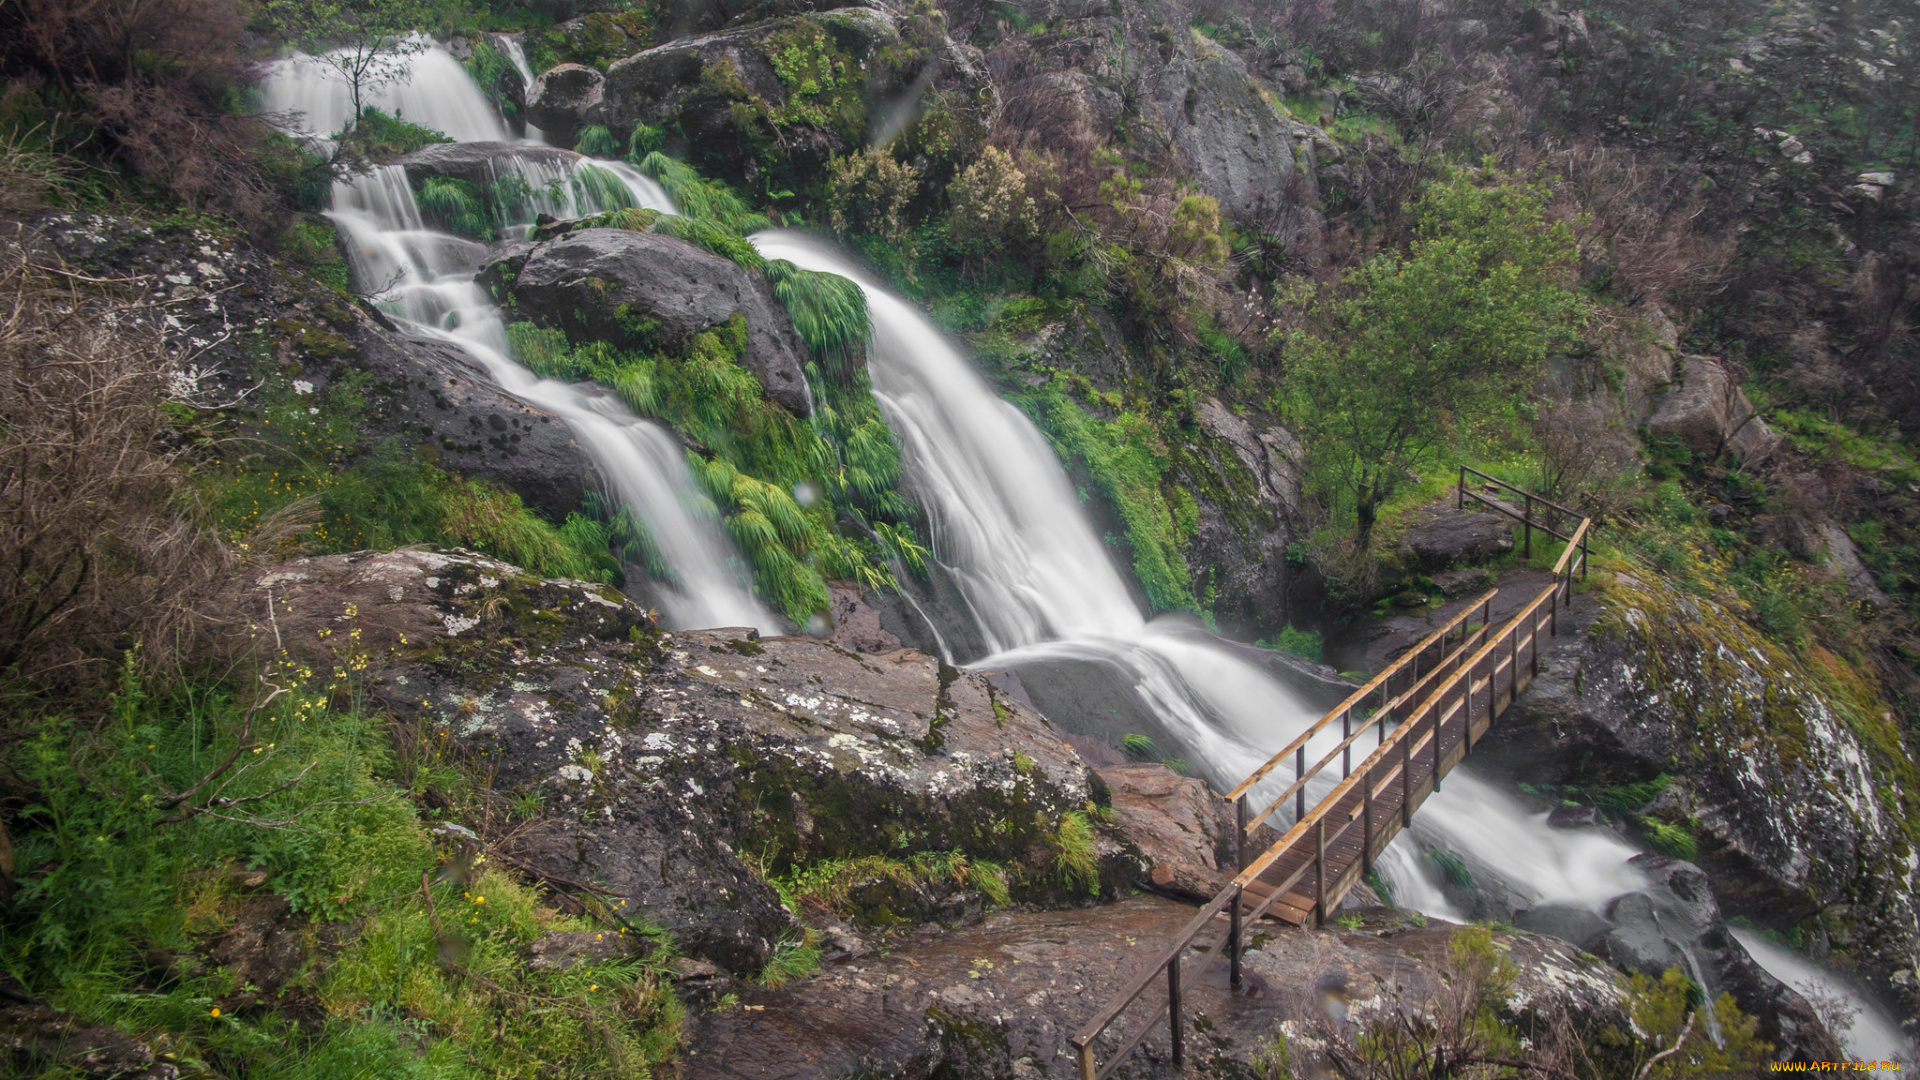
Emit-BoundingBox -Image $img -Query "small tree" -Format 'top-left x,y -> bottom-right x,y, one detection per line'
1276,171 -> 1586,547
262,0 -> 429,137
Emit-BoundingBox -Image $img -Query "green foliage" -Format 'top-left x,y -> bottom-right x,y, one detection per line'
1121,733 -> 1157,760
206,376 -> 616,581
574,124 -> 619,158
756,935 -> 822,988
1643,819 -> 1700,861
1625,969 -> 1774,1077
277,217 -> 350,292
766,259 -> 871,373
626,124 -> 665,161
1016,376 -> 1198,613
773,850 -> 1013,924
416,176 -> 490,239
1250,1028 -> 1296,1080
1050,810 -> 1100,894
460,36 -> 514,119
260,0 -> 431,128
763,18 -> 865,139
1277,169 -> 1587,545
1262,624 -> 1324,663
827,148 -> 921,243
651,212 -> 768,270
636,152 -> 771,234
337,107 -> 451,163
1426,847 -> 1474,889
1,667 -> 686,1076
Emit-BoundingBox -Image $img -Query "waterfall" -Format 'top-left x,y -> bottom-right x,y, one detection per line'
1732,929 -> 1917,1063
752,231 -> 1335,799
261,39 -> 511,144
272,43 -> 774,632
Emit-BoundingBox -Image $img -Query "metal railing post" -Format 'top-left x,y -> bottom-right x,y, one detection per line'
1401,727 -> 1413,827
1314,817 -> 1327,927
1235,794 -> 1247,872
1523,493 -> 1533,560
1295,746 -> 1306,822
1169,955 -> 1183,1069
1342,709 -> 1352,777
1229,884 -> 1243,989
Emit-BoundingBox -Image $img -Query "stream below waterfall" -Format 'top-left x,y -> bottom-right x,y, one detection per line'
262,38 -> 1907,1054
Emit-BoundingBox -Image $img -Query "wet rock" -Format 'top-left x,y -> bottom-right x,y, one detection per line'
1398,502 -> 1515,569
828,583 -> 902,653
397,141 -> 583,190
1818,522 -> 1890,606
1097,763 -> 1240,901
1151,31 -> 1298,227
1646,354 -> 1779,462
1431,566 -> 1492,598
252,549 -> 1131,973
1546,804 -> 1602,829
587,9 -> 904,186
207,896 -> 309,1000
527,929 -> 638,971
1190,398 -> 1302,640
24,212 -> 596,524
682,895 -> 1630,1080
650,0 -> 882,40
1475,570 -> 1920,1023
479,228 -> 813,416
524,63 -> 606,140
0,1003 -> 173,1079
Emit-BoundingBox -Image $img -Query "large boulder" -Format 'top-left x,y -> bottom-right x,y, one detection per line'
248,548 -> 1131,973
585,9 -> 904,186
397,141 -> 582,189
1646,354 -> 1780,462
1189,397 -> 1303,639
523,63 -> 605,139
1152,35 -> 1300,228
478,227 -> 814,416
1475,570 -> 1920,1024
1096,763 -> 1239,900
1398,500 -> 1516,569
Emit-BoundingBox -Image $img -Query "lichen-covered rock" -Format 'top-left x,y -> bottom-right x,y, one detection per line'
1397,501 -> 1517,569
397,141 -> 583,189
681,895 -> 1630,1080
1646,354 -> 1780,462
26,212 -> 596,522
478,227 -> 814,416
1096,763 -> 1241,901
250,548 -> 1132,974
1477,570 -> 1920,1023
523,63 -> 606,139
1151,32 -> 1298,228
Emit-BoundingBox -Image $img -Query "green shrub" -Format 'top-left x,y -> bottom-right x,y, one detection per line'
1122,733 -> 1157,759
574,124 -> 619,158
338,107 -> 451,163
416,176 -> 490,239
1051,810 -> 1100,894
1264,624 -> 1324,662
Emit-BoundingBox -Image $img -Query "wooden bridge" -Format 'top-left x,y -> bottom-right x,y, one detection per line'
1070,475 -> 1591,1080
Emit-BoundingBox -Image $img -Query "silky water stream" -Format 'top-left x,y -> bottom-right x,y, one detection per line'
262,39 -> 1900,1046
262,43 -> 774,631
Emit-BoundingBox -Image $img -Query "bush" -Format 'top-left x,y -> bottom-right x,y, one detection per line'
0,244 -> 231,692
1264,624 -> 1324,662
826,148 -> 920,243
947,146 -> 1038,255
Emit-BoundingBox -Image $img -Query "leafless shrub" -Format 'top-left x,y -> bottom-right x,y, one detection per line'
0,231 -> 234,695
1536,397 -> 1641,516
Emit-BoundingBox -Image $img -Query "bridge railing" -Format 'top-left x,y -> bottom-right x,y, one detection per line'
1069,515 -> 1593,1080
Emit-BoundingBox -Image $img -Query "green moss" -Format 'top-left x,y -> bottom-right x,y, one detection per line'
272,318 -> 357,358
763,17 -> 866,142
1014,375 -> 1198,614
416,176 -> 490,240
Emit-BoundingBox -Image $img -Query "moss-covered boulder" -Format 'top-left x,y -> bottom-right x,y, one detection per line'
251,548 -> 1135,975
1479,569 -> 1920,1023
479,227 -> 814,416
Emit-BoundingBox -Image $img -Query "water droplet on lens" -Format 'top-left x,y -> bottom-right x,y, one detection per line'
793,480 -> 820,508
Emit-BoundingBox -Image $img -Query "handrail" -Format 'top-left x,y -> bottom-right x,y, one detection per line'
1072,501 -> 1594,1080
1458,466 -> 1592,563
1459,464 -> 1584,523
1227,588 -> 1495,801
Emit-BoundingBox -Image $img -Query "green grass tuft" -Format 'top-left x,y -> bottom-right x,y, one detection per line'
574,124 -> 619,158
1121,733 -> 1156,760
1426,848 -> 1474,889
1051,810 -> 1100,894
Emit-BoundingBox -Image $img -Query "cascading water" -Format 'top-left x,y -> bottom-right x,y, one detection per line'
262,38 -> 511,144
1732,929 -> 1917,1063
267,42 -> 774,632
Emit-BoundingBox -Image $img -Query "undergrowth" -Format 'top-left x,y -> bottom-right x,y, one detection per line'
2,661 -> 683,1078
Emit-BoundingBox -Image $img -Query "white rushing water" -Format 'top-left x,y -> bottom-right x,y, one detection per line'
1732,929 -> 1916,1063
262,39 -> 512,144
269,42 -> 774,631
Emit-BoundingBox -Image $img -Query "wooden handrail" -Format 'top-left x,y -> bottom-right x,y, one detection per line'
1459,465 -> 1584,523
1226,588 -> 1497,802
1072,504 -> 1594,1080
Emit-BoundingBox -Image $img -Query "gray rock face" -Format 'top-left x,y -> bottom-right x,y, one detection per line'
587,9 -> 901,184
524,63 -> 605,139
1189,397 -> 1302,639
397,141 -> 583,189
1474,570 -> 1920,1023
1096,763 -> 1239,901
250,549 -> 1129,973
827,582 -> 901,653
1153,32 -> 1298,227
1646,354 -> 1780,462
682,896 -> 1631,1080
479,228 -> 814,416
1398,501 -> 1516,569
29,211 -> 596,525
650,0 -> 880,40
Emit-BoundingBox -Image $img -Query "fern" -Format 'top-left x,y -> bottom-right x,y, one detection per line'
417,176 -> 490,239
574,124 -> 619,158
1426,848 -> 1474,889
